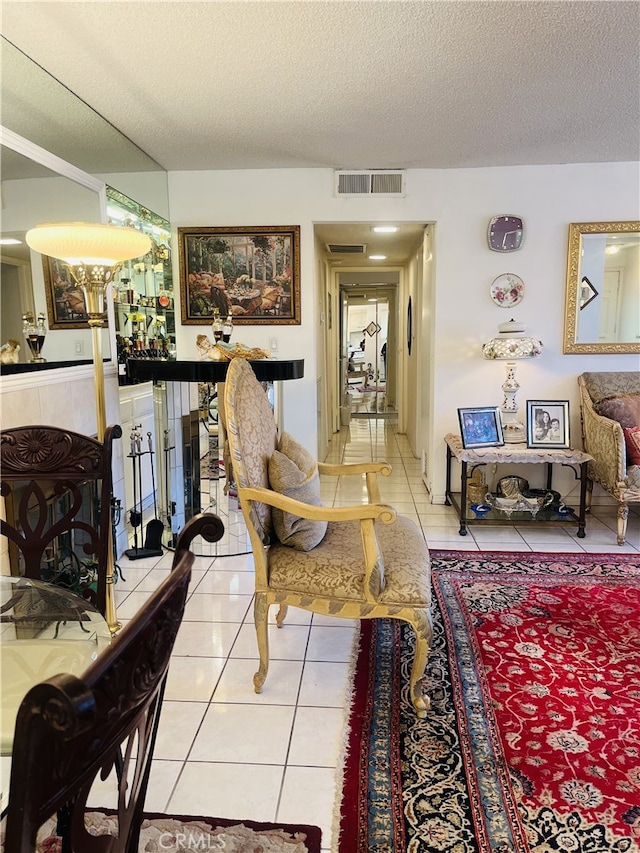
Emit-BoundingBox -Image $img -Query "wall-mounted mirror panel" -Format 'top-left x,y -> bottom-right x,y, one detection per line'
1,38 -> 169,368
1,146 -> 109,365
1,39 -> 166,188
564,221 -> 640,354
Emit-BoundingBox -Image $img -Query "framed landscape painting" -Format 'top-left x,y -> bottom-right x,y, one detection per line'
178,225 -> 301,325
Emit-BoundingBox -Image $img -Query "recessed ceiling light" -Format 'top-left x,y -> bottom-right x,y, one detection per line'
368,255 -> 386,260
0,238 -> 22,245
372,226 -> 398,233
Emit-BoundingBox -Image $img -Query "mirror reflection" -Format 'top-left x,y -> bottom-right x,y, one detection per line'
1,37 -> 170,368
1,149 -> 107,364
1,38 -> 163,182
564,221 -> 640,354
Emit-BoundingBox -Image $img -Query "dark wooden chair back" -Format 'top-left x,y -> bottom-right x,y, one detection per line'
0,425 -> 122,616
4,512 -> 225,853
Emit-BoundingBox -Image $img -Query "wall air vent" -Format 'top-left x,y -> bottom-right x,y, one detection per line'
335,170 -> 406,197
326,243 -> 367,254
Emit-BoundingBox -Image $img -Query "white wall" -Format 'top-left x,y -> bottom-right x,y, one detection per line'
168,161 -> 640,499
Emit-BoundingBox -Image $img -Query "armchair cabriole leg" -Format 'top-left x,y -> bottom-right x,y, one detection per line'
275,603 -> 288,628
253,592 -> 270,693
617,503 -> 629,546
585,479 -> 593,513
406,611 -> 433,719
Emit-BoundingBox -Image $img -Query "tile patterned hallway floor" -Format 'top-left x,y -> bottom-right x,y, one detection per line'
104,419 -> 640,851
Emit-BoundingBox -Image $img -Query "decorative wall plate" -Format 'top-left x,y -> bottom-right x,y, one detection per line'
489,273 -> 525,307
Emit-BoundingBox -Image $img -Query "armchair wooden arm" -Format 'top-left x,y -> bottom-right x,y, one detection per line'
317,461 -> 392,503
317,461 -> 392,477
239,485 -> 397,524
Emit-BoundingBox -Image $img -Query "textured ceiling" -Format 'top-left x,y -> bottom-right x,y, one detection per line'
2,1 -> 638,270
2,0 -> 639,174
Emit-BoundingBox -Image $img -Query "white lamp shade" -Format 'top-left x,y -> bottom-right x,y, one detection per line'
482,319 -> 543,359
482,336 -> 543,359
26,222 -> 151,266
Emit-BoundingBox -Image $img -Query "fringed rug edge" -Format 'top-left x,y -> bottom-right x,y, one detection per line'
331,618 -> 368,852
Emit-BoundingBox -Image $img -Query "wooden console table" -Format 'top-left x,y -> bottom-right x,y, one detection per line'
444,433 -> 593,538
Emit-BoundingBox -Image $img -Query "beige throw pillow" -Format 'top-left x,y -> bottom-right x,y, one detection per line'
268,432 -> 327,551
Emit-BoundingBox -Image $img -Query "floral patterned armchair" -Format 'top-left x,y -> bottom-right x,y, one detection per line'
578,372 -> 640,544
224,357 -> 433,716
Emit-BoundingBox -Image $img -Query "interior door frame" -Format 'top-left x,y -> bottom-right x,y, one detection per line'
341,285 -> 396,416
328,265 -> 406,432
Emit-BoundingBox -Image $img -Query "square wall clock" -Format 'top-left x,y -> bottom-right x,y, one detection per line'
488,215 -> 524,252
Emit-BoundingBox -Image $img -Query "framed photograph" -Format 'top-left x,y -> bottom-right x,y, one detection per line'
178,225 -> 301,325
526,400 -> 570,449
43,256 -> 92,329
458,406 -> 504,449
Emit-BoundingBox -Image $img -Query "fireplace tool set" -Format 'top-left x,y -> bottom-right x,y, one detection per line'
124,425 -> 164,560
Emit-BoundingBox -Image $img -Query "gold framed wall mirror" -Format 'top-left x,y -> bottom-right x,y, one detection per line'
563,221 -> 640,354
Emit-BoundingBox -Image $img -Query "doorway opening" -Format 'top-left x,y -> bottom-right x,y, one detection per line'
342,286 -> 396,418
314,221 -> 427,449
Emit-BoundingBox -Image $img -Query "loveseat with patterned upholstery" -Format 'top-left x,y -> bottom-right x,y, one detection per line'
578,371 -> 640,545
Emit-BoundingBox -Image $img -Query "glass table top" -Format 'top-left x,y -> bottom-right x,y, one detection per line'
1,575 -> 111,756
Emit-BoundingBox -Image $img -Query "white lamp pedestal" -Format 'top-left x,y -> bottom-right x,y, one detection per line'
500,361 -> 527,444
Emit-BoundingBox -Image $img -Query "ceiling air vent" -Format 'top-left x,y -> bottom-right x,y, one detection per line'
335,170 -> 406,197
326,243 -> 367,254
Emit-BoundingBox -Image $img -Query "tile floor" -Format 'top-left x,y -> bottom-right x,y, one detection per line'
107,418 -> 639,851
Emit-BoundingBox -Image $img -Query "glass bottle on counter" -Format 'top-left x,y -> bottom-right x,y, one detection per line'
212,309 -> 224,343
223,312 -> 233,343
23,312 -> 47,363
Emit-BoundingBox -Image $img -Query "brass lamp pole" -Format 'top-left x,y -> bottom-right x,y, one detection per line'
26,222 -> 151,634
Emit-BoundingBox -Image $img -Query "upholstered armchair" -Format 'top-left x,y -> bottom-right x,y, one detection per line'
578,371 -> 640,545
224,357 -> 433,717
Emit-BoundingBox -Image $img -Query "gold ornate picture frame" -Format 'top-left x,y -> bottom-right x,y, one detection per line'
563,220 -> 640,354
178,225 -> 301,325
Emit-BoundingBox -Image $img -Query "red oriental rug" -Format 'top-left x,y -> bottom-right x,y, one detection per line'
338,551 -> 640,852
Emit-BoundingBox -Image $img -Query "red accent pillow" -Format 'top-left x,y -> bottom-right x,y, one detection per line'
624,426 -> 640,466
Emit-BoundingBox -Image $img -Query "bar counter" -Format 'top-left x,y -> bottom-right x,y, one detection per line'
127,357 -> 304,384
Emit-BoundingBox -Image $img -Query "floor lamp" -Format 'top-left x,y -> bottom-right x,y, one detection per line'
482,319 -> 543,444
26,222 -> 151,634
